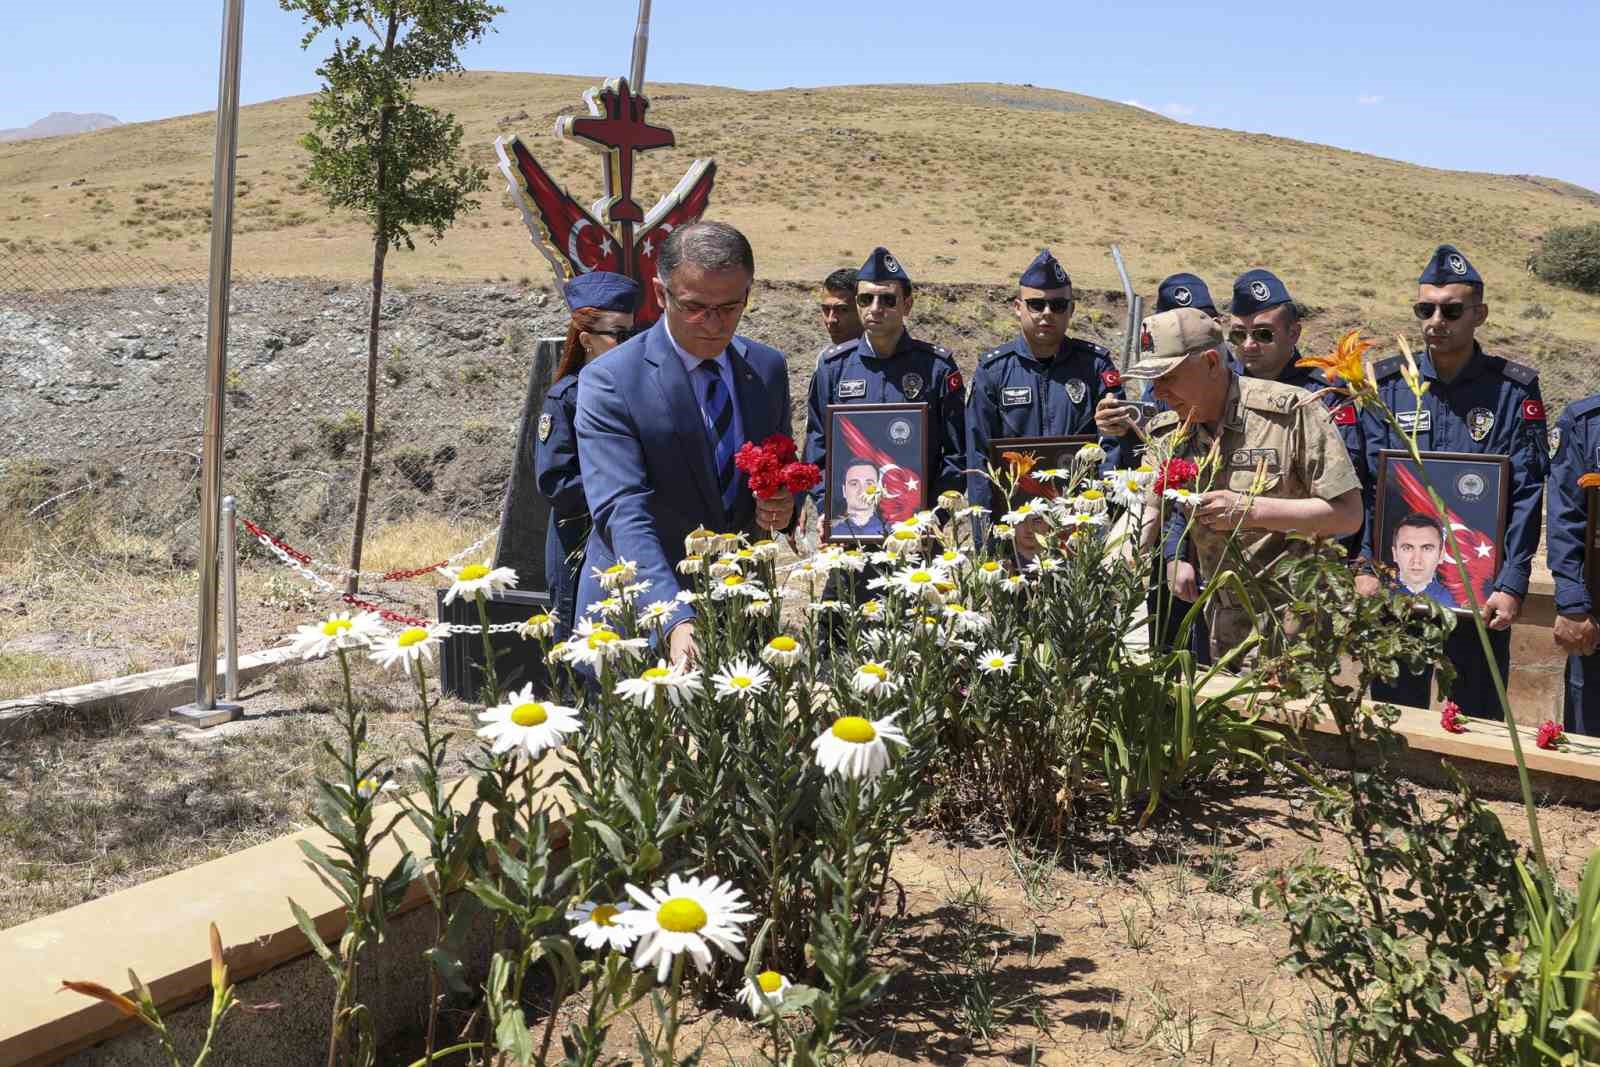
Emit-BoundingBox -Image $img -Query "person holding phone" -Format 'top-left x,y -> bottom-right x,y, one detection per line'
965,248 -> 1136,517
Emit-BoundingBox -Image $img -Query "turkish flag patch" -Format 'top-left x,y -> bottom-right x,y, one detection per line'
1331,402 -> 1357,426
1521,398 -> 1547,421
1102,369 -> 1122,389
946,370 -> 963,394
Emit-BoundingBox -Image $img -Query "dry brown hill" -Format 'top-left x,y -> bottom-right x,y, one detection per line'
1,71 -> 1596,366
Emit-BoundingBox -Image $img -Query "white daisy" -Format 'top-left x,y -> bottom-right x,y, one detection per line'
710,573 -> 768,600
938,489 -> 968,512
990,522 -> 1017,541
738,970 -> 793,1017
760,634 -> 803,667
935,547 -> 969,571
623,874 -> 754,982
1076,443 -> 1107,466
977,649 -> 1016,674
685,527 -> 718,555
858,598 -> 886,622
811,713 -> 909,781
562,621 -> 648,669
637,600 -> 677,628
1002,501 -> 1042,525
1000,575 -> 1029,595
439,559 -> 518,605
287,610 -> 386,660
749,539 -> 781,561
1073,488 -> 1108,514
594,560 -> 637,590
337,775 -> 399,801
882,526 -> 923,555
711,658 -> 771,702
1108,473 -> 1150,509
837,549 -> 869,573
674,590 -> 701,606
588,595 -> 623,619
1163,486 -> 1197,507
677,554 -> 705,576
891,564 -> 947,603
614,659 -> 703,708
476,686 -> 581,759
956,504 -> 988,520
517,611 -> 558,640
368,624 -> 444,676
807,599 -> 848,616
566,900 -> 638,952
944,604 -> 990,633
851,660 -> 899,694
975,559 -> 1006,584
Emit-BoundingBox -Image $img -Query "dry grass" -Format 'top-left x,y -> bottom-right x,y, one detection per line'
1,73 -> 1597,353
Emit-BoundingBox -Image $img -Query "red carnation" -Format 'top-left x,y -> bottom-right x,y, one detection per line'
1536,719 -> 1565,750
748,469 -> 782,499
782,462 -> 822,494
1152,457 -> 1199,496
762,433 -> 798,465
734,441 -> 779,475
1439,700 -> 1466,734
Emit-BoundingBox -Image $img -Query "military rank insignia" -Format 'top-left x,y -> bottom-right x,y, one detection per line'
537,413 -> 553,442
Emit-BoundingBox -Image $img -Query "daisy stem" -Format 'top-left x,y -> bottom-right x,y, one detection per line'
473,592 -> 501,706
661,952 -> 686,1066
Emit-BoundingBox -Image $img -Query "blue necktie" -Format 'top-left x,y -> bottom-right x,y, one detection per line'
699,360 -> 738,511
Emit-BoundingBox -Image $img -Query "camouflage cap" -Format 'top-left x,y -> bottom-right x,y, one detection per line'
1123,307 -> 1225,380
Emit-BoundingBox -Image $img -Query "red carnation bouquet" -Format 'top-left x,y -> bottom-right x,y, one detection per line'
1440,700 -> 1466,734
1152,457 -> 1199,496
1536,719 -> 1565,750
734,434 -> 821,500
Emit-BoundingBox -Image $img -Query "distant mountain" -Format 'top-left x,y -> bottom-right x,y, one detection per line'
0,112 -> 122,143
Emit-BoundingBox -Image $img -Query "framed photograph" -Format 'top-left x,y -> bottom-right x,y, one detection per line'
823,402 -> 931,542
986,434 -> 1100,501
1373,449 -> 1511,614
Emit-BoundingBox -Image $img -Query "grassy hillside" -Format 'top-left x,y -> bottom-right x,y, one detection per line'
1,70 -> 1596,361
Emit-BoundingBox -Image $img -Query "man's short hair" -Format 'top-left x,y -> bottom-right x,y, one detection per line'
657,220 -> 755,283
1394,511 -> 1444,542
823,268 -> 858,296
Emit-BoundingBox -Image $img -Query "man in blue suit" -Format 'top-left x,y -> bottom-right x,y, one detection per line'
574,220 -> 796,663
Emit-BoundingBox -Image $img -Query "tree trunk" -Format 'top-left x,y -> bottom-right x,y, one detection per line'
344,11 -> 403,597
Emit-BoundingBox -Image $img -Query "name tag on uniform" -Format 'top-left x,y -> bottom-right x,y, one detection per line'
1229,448 -> 1280,472
838,379 -> 866,399
1396,409 -> 1431,434
1001,387 -> 1032,407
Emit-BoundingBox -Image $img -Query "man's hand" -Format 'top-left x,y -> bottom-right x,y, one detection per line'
1194,489 -> 1251,530
1094,395 -> 1136,438
1554,612 -> 1600,656
1485,590 -> 1522,631
667,620 -> 697,666
1167,558 -> 1199,600
757,489 -> 795,532
1354,573 -> 1381,597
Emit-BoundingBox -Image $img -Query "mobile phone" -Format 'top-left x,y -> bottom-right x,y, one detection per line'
1124,400 -> 1160,426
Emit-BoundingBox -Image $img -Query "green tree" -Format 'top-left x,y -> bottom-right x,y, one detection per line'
282,0 -> 502,594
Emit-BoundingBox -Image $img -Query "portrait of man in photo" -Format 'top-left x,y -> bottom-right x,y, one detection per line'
833,459 -> 887,537
1388,511 -> 1458,608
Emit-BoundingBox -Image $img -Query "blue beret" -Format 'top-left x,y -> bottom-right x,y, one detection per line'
1156,272 -> 1215,313
1231,268 -> 1292,316
1418,244 -> 1482,287
562,271 -> 640,313
858,246 -> 911,286
1019,248 -> 1072,290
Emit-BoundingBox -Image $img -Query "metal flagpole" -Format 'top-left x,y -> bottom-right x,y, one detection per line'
175,0 -> 247,726
630,0 -> 652,90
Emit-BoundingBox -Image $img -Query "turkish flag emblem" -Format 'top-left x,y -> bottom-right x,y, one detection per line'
1331,402 -> 1357,426
946,370 -> 963,394
1521,398 -> 1547,421
1102,369 -> 1122,389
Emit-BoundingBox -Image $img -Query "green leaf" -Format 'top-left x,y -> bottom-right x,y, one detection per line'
288,898 -> 338,971
495,1006 -> 535,1064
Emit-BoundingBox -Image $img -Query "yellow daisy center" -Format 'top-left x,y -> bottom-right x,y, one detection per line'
1082,489 -> 1104,500
527,613 -> 551,626
981,561 -> 1001,573
988,657 -> 1006,668
831,715 -> 878,743
321,619 -> 352,637
396,627 -> 430,648
588,629 -> 620,648
735,549 -> 754,559
859,663 -> 888,680
768,636 -> 798,652
511,703 -> 549,727
934,580 -> 956,593
657,897 -> 708,933
723,574 -> 744,587
891,529 -> 917,541
730,674 -> 753,689
908,570 -> 933,584
757,970 -> 784,994
606,563 -> 627,575
356,776 -> 380,794
863,600 -> 882,615
591,904 -> 621,927
642,666 -> 671,682
458,563 -> 490,581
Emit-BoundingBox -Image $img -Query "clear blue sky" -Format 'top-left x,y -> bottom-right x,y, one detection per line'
4,1 -> 1597,192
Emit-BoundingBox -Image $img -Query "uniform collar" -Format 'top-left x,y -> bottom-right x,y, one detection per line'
1009,333 -> 1081,364
1418,342 -> 1487,385
857,330 -> 913,360
1196,373 -> 1244,444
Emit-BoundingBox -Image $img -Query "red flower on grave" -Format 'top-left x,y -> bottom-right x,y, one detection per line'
1152,457 -> 1198,496
737,434 -> 819,500
1536,720 -> 1565,750
1440,700 -> 1466,734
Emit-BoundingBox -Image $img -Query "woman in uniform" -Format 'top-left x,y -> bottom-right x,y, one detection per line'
533,271 -> 640,641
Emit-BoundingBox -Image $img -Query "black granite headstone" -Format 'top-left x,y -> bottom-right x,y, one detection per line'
494,336 -> 563,588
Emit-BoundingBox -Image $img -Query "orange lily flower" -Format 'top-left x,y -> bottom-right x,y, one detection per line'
60,980 -> 141,1018
1000,450 -> 1038,477
1298,329 -> 1375,392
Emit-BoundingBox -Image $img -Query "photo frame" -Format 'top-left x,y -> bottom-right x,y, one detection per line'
1373,449 -> 1511,614
986,434 -> 1100,502
823,402 -> 931,542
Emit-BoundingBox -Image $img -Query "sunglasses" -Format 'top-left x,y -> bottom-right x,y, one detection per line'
1227,327 -> 1276,345
856,292 -> 900,309
1413,301 -> 1477,322
1022,297 -> 1073,314
588,327 -> 636,341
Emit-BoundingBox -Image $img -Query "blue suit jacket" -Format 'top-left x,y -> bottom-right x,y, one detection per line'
573,321 -> 792,634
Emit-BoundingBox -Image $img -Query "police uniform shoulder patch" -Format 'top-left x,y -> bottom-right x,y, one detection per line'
1371,355 -> 1405,380
1570,395 -> 1600,421
1241,380 -> 1301,415
537,412 -> 553,442
1068,337 -> 1111,359
820,341 -> 854,361
979,347 -> 1006,364
1549,426 -> 1563,459
1502,359 -> 1539,387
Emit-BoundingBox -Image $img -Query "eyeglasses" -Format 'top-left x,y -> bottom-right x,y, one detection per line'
665,288 -> 748,323
1022,297 -> 1073,314
1227,327 -> 1276,345
588,327 -> 636,341
1413,301 -> 1478,322
856,292 -> 899,309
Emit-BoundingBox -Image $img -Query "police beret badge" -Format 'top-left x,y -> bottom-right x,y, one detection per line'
1249,280 -> 1271,302
901,372 -> 923,399
1172,286 -> 1192,307
537,413 -> 553,442
1448,253 -> 1468,276
884,254 -> 900,274
1066,378 -> 1087,404
1467,407 -> 1495,442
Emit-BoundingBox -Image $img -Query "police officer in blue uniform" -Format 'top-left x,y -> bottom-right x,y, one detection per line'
804,247 -> 967,530
1544,394 -> 1600,734
533,271 -> 639,641
966,249 -> 1132,514
1359,244 -> 1548,716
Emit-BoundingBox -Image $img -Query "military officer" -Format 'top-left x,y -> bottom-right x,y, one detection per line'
804,246 -> 967,532
966,248 -> 1133,515
534,270 -> 639,641
1128,308 -> 1364,660
1357,244 -> 1548,717
818,268 -> 863,351
1547,393 -> 1600,735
